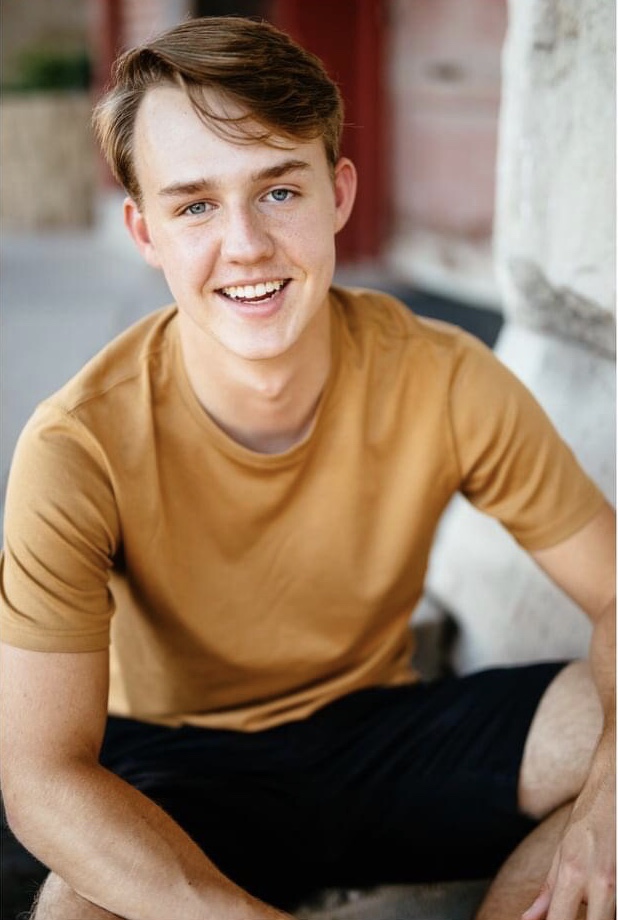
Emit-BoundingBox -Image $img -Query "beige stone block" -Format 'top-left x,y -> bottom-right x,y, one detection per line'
1,92 -> 95,230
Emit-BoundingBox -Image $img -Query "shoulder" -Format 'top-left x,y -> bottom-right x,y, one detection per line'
46,305 -> 178,419
328,283 -> 490,375
9,305 -> 179,498
330,284 -> 472,343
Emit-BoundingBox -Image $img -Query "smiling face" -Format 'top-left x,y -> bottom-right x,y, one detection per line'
124,85 -> 356,366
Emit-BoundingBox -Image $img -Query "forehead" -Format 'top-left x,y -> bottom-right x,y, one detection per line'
132,85 -> 327,192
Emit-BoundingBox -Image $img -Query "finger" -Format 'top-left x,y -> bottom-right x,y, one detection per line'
523,856 -> 560,920
585,878 -> 616,920
522,887 -> 551,920
545,883 -> 585,920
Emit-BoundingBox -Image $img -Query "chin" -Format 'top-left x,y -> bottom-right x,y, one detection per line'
228,341 -> 293,362
216,324 -> 301,362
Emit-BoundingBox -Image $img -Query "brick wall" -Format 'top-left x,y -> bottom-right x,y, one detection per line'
1,94 -> 95,229
388,0 -> 507,239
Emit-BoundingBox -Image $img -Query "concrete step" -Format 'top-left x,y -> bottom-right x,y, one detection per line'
296,880 -> 490,919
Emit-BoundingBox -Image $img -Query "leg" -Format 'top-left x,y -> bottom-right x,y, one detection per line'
518,661 -> 603,819
286,664 -> 570,888
30,873 -> 124,920
475,661 -> 604,919
475,804 -> 588,920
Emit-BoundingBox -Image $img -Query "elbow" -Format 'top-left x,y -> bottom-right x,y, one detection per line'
2,764 -> 44,850
1,756 -> 70,858
2,753 -> 101,859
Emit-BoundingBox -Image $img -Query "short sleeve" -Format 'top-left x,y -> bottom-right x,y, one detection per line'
1,403 -> 120,651
448,333 -> 605,550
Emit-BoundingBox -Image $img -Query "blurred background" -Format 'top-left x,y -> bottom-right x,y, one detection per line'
1,0 -> 508,280
1,2 -> 615,918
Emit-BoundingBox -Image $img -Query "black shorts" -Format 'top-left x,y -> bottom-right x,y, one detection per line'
100,661 -> 566,908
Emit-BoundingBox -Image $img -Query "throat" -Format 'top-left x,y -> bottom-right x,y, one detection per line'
214,371 -> 323,453
177,303 -> 331,453
220,411 -> 318,454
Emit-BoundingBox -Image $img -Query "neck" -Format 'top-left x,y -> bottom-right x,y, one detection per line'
177,310 -> 332,454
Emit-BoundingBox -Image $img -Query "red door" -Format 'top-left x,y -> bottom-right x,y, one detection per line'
270,0 -> 388,262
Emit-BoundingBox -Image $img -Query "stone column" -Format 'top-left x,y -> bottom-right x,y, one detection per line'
427,0 -> 616,672
495,0 -> 615,349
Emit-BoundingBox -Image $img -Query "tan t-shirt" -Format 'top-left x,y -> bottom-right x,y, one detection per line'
1,287 -> 604,730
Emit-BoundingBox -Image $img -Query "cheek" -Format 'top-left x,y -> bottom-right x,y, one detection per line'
282,205 -> 337,261
304,222 -> 337,270
154,231 -> 215,286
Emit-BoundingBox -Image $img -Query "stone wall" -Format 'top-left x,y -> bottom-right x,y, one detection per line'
1,0 -> 96,230
1,0 -> 89,84
0,94 -> 95,231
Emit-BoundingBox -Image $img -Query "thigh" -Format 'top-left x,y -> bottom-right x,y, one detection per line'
98,662 -> 566,902
518,659 -> 603,818
299,662 -> 569,886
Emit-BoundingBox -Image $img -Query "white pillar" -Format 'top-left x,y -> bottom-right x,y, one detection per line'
495,0 -> 615,349
426,0 -> 616,672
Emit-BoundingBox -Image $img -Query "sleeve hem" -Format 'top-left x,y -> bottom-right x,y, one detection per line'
513,489 -> 607,552
0,627 -> 110,653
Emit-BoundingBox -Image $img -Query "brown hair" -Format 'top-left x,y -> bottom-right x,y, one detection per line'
93,16 -> 344,205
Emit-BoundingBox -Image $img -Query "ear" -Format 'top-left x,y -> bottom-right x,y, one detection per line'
123,197 -> 162,269
332,157 -> 358,234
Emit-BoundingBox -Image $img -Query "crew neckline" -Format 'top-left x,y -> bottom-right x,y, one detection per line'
170,295 -> 343,468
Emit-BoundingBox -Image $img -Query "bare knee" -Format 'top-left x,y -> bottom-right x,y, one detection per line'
518,660 -> 603,818
31,874 -> 83,920
31,873 -> 122,920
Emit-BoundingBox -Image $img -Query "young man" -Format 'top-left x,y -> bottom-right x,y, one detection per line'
1,16 -> 614,920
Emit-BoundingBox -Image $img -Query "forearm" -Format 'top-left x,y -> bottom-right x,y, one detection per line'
583,599 -> 616,806
7,761 -> 292,920
589,598 -> 616,739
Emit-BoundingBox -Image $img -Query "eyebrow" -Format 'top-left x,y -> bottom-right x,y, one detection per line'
158,158 -> 311,199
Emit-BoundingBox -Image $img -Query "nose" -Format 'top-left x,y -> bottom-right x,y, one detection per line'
220,204 -> 275,264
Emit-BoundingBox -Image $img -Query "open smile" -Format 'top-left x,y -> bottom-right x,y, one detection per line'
218,279 -> 291,304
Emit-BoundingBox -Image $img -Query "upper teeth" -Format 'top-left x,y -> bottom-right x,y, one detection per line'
221,280 -> 285,300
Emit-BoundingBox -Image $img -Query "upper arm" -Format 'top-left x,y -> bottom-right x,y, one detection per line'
531,501 -> 616,621
0,644 -> 109,817
2,406 -> 118,653
449,335 -> 606,550
1,412 -> 116,829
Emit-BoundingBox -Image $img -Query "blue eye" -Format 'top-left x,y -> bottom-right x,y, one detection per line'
186,202 -> 207,215
268,188 -> 294,203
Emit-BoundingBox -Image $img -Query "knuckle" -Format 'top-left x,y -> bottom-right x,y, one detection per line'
559,855 -> 586,886
597,871 -> 616,894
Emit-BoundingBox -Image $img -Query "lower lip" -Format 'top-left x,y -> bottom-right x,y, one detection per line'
218,284 -> 288,319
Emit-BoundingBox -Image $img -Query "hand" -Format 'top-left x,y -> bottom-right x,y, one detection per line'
522,748 -> 615,920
